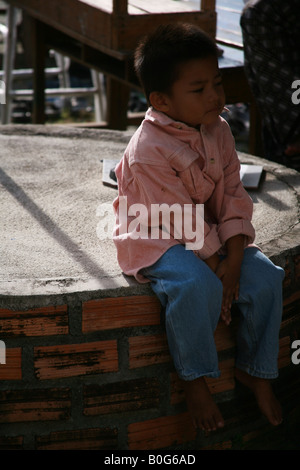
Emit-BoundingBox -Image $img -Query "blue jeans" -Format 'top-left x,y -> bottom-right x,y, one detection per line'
141,245 -> 285,381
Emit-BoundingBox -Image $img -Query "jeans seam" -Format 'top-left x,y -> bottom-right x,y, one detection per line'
159,277 -> 186,375
245,305 -> 258,365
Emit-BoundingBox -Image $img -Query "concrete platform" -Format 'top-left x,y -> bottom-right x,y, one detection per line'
0,124 -> 299,306
0,125 -> 300,451
0,125 -> 136,305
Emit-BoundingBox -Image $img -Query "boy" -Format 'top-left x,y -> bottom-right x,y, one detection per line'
113,23 -> 285,432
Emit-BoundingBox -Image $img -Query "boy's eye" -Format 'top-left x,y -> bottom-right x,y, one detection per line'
191,81 -> 222,93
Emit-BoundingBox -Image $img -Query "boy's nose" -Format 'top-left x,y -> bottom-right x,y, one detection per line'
208,86 -> 220,101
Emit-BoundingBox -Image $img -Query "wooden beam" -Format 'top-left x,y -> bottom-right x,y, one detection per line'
113,0 -> 128,15
114,11 -> 216,50
201,0 -> 216,11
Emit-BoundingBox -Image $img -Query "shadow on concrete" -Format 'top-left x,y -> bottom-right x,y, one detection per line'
0,166 -> 118,286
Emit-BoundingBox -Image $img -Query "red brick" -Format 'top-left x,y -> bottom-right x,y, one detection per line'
170,372 -> 185,406
128,412 -> 196,450
283,290 -> 300,308
36,427 -> 118,450
83,377 -> 160,416
0,305 -> 68,337
0,388 -> 71,423
243,428 -> 264,445
82,295 -> 161,333
0,347 -> 22,380
214,320 -> 236,351
282,292 -> 300,331
281,312 -> 300,330
170,358 -> 235,405
294,254 -> 300,282
34,341 -> 118,379
202,440 -> 233,450
278,336 -> 291,369
283,258 -> 292,288
0,436 -> 23,450
129,334 -> 171,369
206,358 -> 235,394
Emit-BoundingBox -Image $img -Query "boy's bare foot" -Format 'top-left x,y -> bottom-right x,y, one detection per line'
184,377 -> 225,432
235,368 -> 282,426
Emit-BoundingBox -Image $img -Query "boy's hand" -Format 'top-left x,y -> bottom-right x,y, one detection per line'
216,257 -> 241,325
203,236 -> 245,325
216,234 -> 245,325
204,252 -> 220,273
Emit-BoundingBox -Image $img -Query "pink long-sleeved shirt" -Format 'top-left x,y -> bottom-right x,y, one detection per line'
113,107 -> 255,283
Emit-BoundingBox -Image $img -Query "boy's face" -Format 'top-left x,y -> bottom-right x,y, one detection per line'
163,56 -> 225,128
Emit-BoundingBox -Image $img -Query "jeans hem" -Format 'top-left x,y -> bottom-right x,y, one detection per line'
235,362 -> 279,380
178,369 -> 221,381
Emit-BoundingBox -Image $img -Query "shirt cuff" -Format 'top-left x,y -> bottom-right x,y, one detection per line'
218,219 -> 255,247
193,224 -> 222,260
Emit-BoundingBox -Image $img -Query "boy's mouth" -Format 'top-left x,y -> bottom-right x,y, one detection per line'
206,106 -> 222,114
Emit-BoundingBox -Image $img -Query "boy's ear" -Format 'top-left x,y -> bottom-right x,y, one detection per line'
149,91 -> 170,112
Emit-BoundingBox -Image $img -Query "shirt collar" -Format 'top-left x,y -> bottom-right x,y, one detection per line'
145,107 -> 199,132
144,106 -> 226,136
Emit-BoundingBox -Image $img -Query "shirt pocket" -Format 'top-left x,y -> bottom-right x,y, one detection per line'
179,163 -> 215,203
167,145 -> 216,204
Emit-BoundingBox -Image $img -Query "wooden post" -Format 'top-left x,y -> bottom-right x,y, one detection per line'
31,18 -> 46,124
1,5 -> 18,124
110,0 -> 129,128
112,0 -> 128,16
106,77 -> 130,130
201,0 -> 216,11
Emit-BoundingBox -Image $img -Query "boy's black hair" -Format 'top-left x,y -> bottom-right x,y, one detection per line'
134,23 -> 218,102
